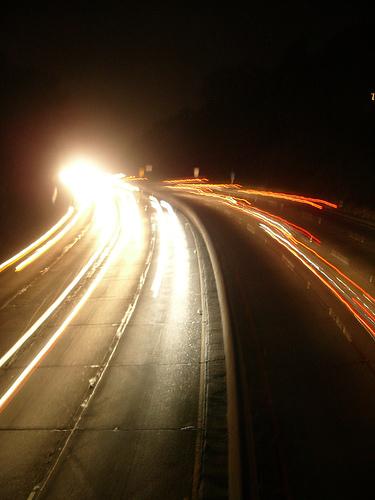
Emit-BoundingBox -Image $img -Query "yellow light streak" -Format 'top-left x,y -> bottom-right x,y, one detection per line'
0,206 -> 75,273
15,208 -> 85,272
0,230 -> 119,412
0,188 -> 142,411
1,235 -> 109,367
1,189 -> 132,366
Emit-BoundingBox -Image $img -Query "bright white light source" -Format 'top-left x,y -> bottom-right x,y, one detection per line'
59,157 -> 110,207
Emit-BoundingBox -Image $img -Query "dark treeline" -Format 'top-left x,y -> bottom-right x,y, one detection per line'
0,53 -> 65,212
0,21 -> 374,212
0,53 -> 72,256
134,23 -> 374,206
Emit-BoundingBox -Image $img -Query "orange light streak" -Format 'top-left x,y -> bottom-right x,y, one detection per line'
163,177 -> 209,184
238,188 -> 337,210
351,297 -> 375,323
233,198 -> 321,244
166,181 -> 337,209
166,182 -> 373,336
124,176 -> 148,181
260,224 -> 375,338
289,232 -> 375,304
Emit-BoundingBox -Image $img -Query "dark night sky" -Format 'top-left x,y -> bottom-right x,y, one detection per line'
0,6 -> 363,133
0,2 -> 373,191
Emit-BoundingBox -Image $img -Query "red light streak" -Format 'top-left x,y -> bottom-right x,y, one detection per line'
261,224 -> 375,338
166,181 -> 373,338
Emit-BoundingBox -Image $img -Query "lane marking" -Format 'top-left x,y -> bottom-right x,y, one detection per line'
282,254 -> 295,271
247,223 -> 256,234
330,249 -> 349,266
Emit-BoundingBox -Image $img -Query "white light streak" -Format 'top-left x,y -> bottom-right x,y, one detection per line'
150,197 -> 168,298
0,188 -> 142,410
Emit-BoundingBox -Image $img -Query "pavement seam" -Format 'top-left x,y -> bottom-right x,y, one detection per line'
29,215 -> 156,499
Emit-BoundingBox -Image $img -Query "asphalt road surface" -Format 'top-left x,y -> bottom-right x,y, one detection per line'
160,184 -> 375,500
1,177 -> 374,500
0,186 -> 227,499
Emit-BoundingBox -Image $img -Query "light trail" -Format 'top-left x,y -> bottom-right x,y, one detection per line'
150,196 -> 168,298
0,229 -> 119,412
189,189 -> 322,245
258,223 -> 375,338
0,237 -> 108,367
166,181 -> 374,338
0,206 -> 75,273
238,188 -> 338,209
149,198 -> 190,299
123,176 -> 148,182
240,201 -> 321,244
15,208 -> 86,272
0,180 -> 130,367
165,180 -> 337,209
160,200 -> 189,297
163,178 -> 209,184
0,187 -> 142,411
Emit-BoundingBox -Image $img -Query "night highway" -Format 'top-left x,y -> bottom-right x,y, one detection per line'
157,180 -> 375,499
0,169 -> 227,499
1,4 -> 374,500
0,170 -> 374,499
